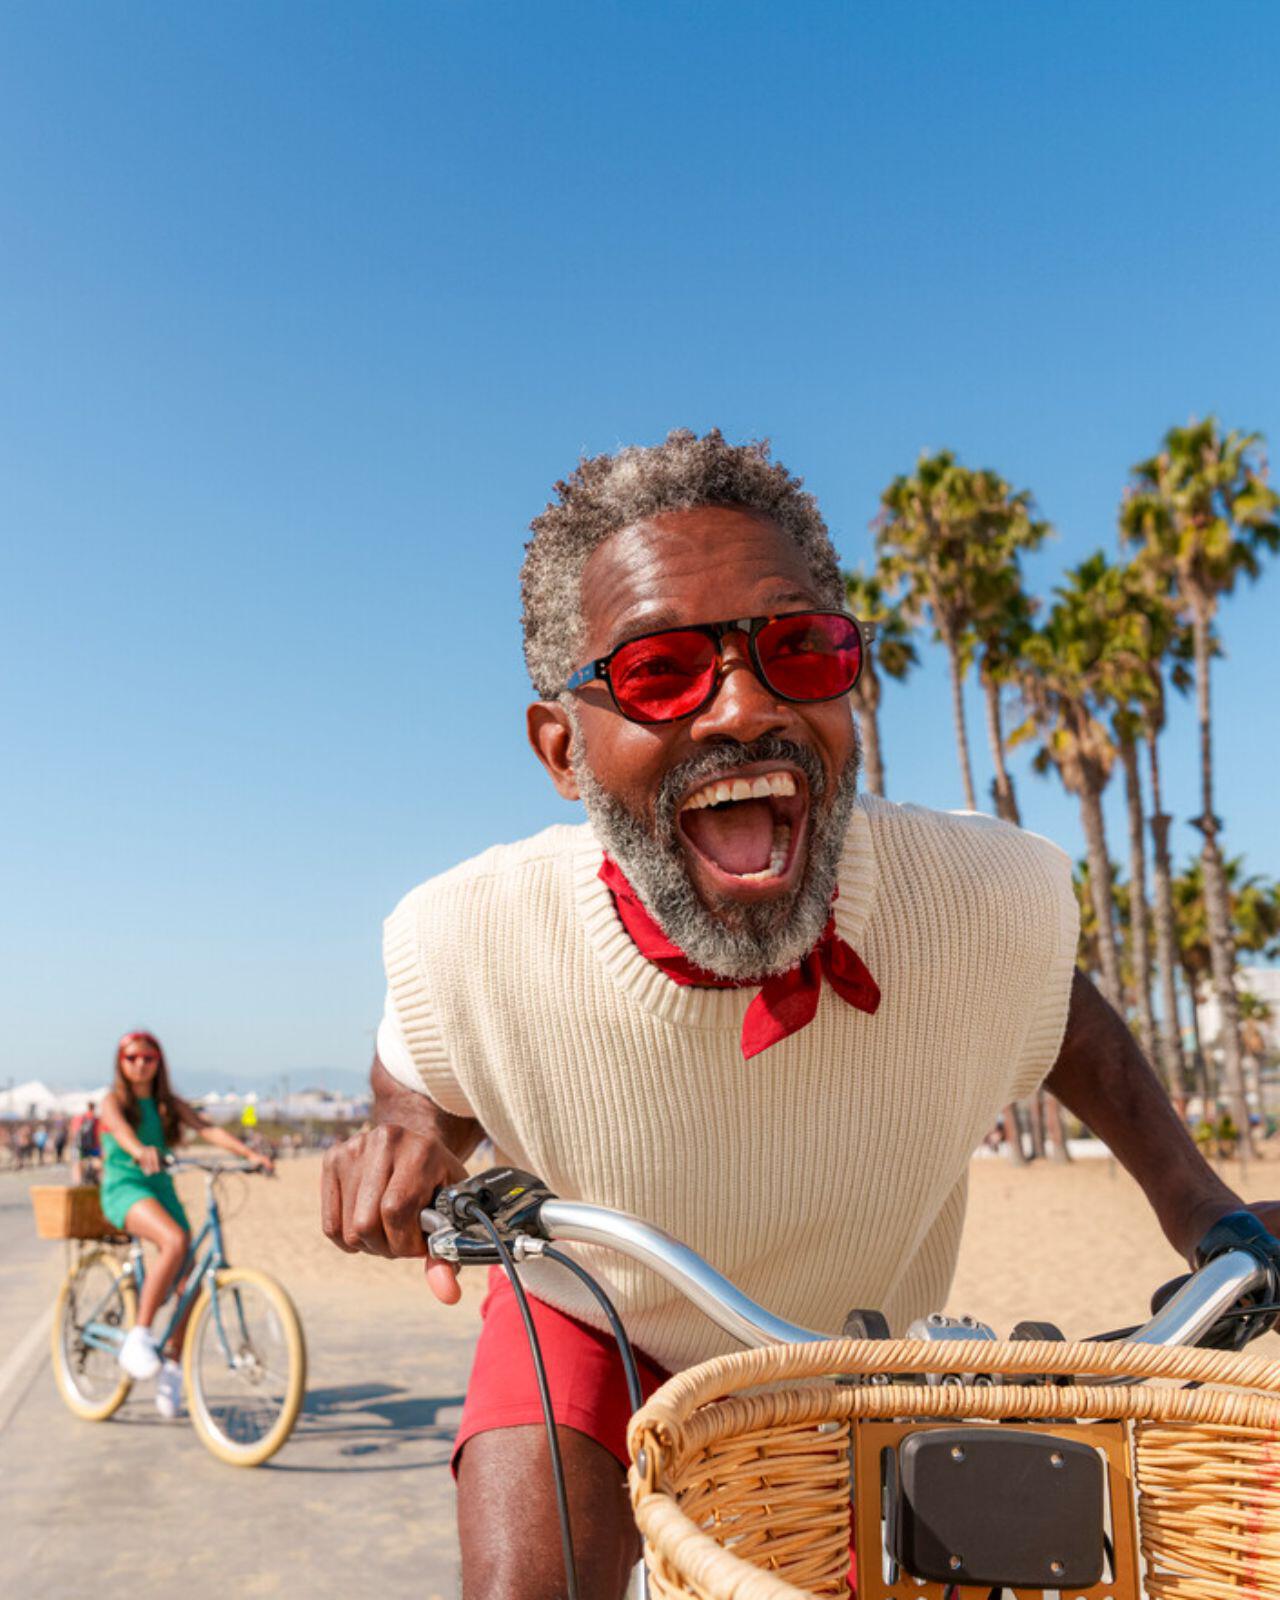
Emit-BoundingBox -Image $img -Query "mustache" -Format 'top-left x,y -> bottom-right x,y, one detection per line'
652,736 -> 827,839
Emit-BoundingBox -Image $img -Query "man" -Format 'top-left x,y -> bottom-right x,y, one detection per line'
323,430 -> 1269,1600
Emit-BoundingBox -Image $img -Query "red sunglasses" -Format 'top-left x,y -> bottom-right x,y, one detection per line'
565,610 -> 873,725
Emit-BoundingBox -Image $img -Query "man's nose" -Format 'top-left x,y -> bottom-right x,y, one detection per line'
689,638 -> 791,743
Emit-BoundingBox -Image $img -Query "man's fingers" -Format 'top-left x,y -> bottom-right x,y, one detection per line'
321,1148 -> 357,1252
381,1142 -> 469,1256
426,1258 -> 462,1304
321,1125 -> 475,1263
349,1137 -> 397,1257
380,1173 -> 430,1258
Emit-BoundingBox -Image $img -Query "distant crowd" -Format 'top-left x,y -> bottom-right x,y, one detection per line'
0,1110 -> 331,1176
1,1105 -> 101,1178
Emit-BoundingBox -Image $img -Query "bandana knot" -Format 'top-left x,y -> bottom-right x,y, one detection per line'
598,856 -> 880,1060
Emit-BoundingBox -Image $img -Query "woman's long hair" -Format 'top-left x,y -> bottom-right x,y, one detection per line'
113,1031 -> 182,1148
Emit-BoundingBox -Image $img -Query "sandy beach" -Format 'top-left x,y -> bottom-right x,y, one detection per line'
199,1145 -> 1280,1343
5,1145 -> 1280,1599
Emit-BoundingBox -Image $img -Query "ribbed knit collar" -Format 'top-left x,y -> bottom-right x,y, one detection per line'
572,799 -> 879,1028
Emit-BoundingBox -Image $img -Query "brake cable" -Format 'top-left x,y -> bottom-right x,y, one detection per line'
543,1244 -> 644,1413
454,1198 -> 581,1600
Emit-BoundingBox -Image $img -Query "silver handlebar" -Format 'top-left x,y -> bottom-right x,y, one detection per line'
423,1198 -> 1270,1353
535,1199 -> 827,1347
1128,1248 -> 1267,1347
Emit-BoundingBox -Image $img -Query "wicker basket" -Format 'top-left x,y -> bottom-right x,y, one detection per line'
628,1337 -> 1280,1600
29,1184 -> 117,1241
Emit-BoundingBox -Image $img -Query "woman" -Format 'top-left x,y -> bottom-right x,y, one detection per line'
98,1030 -> 270,1417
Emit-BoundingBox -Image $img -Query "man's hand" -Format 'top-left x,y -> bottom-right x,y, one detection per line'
1180,1196 -> 1280,1257
321,1056 -> 483,1304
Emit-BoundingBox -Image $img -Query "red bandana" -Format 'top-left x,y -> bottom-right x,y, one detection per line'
598,855 -> 880,1060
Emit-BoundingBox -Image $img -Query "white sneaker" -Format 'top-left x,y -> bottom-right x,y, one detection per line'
118,1325 -> 161,1381
155,1358 -> 183,1420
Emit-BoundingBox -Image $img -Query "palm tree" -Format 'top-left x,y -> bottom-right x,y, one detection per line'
842,565 -> 919,798
1073,857 -> 1120,990
1173,859 -> 1280,1141
1173,859 -> 1215,1108
875,451 -> 1049,813
1239,991 -> 1276,1123
1121,419 -> 1280,1152
972,579 -> 1039,825
1010,556 -> 1123,1010
1081,557 -> 1192,1088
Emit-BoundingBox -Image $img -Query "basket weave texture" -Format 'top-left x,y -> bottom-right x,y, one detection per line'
30,1184 -> 117,1240
627,1336 -> 1280,1600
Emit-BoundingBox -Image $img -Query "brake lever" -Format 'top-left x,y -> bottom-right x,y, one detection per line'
1188,1209 -> 1280,1348
420,1167 -> 557,1264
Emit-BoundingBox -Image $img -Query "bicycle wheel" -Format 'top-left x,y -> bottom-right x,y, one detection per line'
50,1247 -> 136,1421
183,1266 -> 306,1467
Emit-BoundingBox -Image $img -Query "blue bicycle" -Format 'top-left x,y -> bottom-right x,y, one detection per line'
50,1154 -> 306,1466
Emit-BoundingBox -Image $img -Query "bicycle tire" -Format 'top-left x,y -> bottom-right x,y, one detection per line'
182,1266 -> 306,1467
50,1247 -> 136,1422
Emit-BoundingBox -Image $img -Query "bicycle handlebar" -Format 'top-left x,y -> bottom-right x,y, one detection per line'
166,1155 -> 268,1175
421,1167 -> 1278,1356
535,1198 -> 828,1346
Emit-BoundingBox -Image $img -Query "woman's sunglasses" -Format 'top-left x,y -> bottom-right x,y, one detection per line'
565,610 -> 873,726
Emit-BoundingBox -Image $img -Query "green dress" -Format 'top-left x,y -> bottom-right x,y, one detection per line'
100,1096 -> 189,1233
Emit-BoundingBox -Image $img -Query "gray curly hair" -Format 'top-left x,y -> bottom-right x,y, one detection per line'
519,429 -> 844,698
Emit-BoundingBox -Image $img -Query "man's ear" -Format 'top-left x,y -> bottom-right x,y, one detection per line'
527,701 -> 581,801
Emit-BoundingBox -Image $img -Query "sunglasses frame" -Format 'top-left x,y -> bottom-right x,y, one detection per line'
565,609 -> 876,725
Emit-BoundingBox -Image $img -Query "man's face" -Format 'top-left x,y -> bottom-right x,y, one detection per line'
530,506 -> 860,977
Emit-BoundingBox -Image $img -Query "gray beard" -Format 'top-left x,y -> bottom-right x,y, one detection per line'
570,726 -> 860,980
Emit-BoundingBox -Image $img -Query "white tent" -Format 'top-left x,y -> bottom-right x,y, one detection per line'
0,1081 -> 109,1119
0,1080 -> 62,1119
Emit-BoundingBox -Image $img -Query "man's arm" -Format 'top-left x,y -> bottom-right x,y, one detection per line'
1045,971 -> 1242,1260
321,1056 -> 484,1296
370,1056 -> 483,1151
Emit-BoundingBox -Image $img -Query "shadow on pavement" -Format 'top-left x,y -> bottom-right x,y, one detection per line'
98,1380 -> 466,1474
267,1381 -> 465,1473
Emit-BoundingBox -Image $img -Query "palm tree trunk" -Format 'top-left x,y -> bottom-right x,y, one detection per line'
851,667 -> 885,798
1119,734 -> 1159,1078
1001,1103 -> 1027,1164
1043,1092 -> 1072,1162
1185,971 -> 1212,1110
982,672 -> 1021,824
1029,1093 -> 1047,1159
1078,781 -> 1124,1011
1146,729 -> 1186,1094
1188,600 -> 1252,1157
943,630 -> 978,811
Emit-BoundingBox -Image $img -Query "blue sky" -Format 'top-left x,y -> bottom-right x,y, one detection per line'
3,2 -> 1278,1092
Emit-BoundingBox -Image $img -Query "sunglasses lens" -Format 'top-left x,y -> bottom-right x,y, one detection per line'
756,613 -> 862,701
611,630 -> 719,722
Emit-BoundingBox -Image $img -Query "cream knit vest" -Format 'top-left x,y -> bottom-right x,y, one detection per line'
383,796 -> 1077,1373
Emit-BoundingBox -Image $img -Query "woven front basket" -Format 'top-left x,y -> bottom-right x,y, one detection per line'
628,1337 -> 1280,1600
29,1184 -> 117,1241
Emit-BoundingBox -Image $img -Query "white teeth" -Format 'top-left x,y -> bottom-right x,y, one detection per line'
679,768 -> 800,812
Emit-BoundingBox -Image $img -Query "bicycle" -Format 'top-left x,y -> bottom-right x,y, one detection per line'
48,1154 -> 306,1467
422,1166 -> 1280,1600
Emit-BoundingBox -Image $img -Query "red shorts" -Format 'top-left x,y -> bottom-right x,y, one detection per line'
451,1267 -> 671,1474
453,1269 -> 857,1592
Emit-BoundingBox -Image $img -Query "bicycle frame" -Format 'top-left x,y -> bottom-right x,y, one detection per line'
74,1170 -> 250,1370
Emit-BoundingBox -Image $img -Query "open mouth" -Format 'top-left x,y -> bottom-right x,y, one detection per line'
677,766 -> 809,889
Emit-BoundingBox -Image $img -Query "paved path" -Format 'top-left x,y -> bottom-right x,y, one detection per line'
0,1162 -> 480,1600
